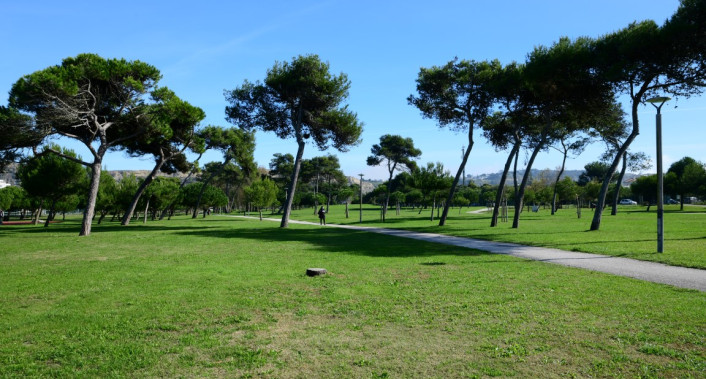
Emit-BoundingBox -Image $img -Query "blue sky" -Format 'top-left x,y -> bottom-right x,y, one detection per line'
1,0 -> 704,180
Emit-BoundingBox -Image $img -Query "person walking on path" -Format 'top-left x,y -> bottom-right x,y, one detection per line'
317,206 -> 326,225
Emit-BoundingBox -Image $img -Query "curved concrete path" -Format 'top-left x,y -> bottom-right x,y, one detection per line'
226,216 -> 706,292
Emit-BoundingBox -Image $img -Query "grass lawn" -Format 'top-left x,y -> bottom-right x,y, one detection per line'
0,216 -> 704,377
286,204 -> 706,269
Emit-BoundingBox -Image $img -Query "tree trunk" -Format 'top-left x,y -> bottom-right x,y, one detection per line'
430,194 -> 436,221
345,202 -> 349,218
282,139 -> 305,228
97,211 -> 107,224
513,148 -> 520,201
513,128 -> 549,228
123,155 -> 166,225
142,195 -> 151,224
551,141 -> 569,215
44,199 -> 56,228
80,160 -> 103,236
440,128 -> 473,226
611,151 -> 628,216
591,83 -> 650,231
32,202 -> 43,225
491,140 -> 521,227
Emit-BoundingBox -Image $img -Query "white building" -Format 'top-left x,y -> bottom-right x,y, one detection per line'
0,180 -> 10,189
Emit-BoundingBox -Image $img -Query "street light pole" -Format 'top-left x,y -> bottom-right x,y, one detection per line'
359,173 -> 364,223
461,146 -> 466,187
646,96 -> 670,253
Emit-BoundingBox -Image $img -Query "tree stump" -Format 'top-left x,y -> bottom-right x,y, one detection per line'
306,268 -> 327,277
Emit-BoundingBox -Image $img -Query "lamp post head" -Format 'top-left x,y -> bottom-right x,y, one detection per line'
646,96 -> 671,104
646,96 -> 671,112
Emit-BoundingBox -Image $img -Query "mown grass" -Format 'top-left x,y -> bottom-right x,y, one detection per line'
0,216 -> 704,377
286,204 -> 706,269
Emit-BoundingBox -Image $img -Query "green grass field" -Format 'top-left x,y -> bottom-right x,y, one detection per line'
286,204 -> 706,269
0,215 -> 704,377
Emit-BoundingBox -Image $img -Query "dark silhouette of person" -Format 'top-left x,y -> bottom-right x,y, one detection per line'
318,206 -> 326,225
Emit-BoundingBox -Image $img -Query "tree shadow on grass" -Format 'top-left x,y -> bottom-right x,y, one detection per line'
0,217 -> 252,236
174,224 -> 496,260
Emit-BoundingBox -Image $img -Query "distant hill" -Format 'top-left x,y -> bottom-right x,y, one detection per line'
107,170 -> 191,182
467,168 -> 639,187
0,164 -> 642,189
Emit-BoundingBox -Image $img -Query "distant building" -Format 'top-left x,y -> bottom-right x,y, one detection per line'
0,179 -> 10,189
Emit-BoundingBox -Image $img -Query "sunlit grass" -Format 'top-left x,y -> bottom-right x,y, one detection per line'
285,203 -> 706,269
1,216 -> 703,377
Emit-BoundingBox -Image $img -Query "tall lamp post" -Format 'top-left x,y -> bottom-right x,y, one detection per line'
358,173 -> 364,223
646,96 -> 670,253
461,146 -> 466,186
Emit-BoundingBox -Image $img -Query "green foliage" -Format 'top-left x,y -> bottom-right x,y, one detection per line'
268,153 -> 294,187
631,175 -> 658,205
145,177 -> 181,213
9,53 -> 161,145
198,126 -> 256,176
17,145 -> 87,214
181,182 -> 227,212
408,59 -> 502,132
121,87 -> 205,175
115,174 -> 140,213
226,54 -> 363,152
0,187 -> 17,210
8,53 -> 163,235
95,171 -> 118,216
0,106 -> 44,170
244,178 -> 278,211
226,55 -> 363,226
555,177 -> 579,203
666,157 -> 706,206
579,161 -> 612,186
367,134 -> 421,177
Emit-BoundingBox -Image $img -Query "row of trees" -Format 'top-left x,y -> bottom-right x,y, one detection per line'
0,156 -> 235,226
0,54 -> 257,235
405,0 -> 705,231
2,1 -> 704,236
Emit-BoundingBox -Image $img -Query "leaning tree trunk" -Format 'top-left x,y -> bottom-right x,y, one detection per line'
97,211 -> 107,225
281,137 -> 306,228
123,155 -> 166,225
591,85 -> 647,231
513,128 -> 549,229
32,201 -> 43,225
142,195 -> 152,224
491,139 -> 521,227
44,199 -> 56,228
440,126 -> 474,226
551,142 -> 569,216
611,151 -> 628,216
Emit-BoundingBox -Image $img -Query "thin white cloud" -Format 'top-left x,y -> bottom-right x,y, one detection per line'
162,1 -> 337,77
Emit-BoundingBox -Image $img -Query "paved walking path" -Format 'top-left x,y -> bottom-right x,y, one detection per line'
226,215 -> 706,292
